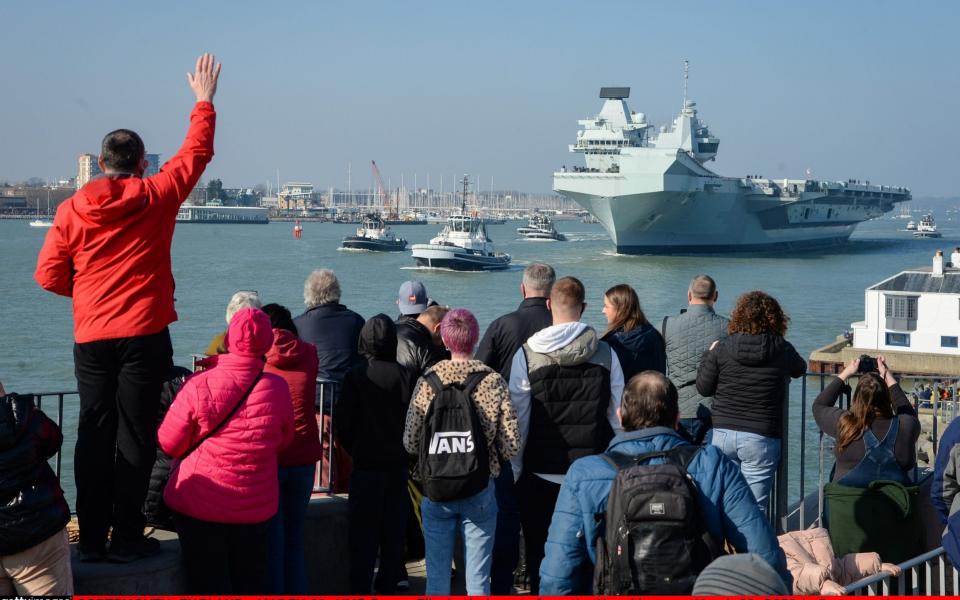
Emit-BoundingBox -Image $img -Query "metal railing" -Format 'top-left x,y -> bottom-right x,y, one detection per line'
844,547 -> 959,595
32,391 -> 77,481
313,378 -> 340,495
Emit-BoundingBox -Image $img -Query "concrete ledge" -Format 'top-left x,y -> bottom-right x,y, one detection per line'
305,494 -> 350,593
71,495 -> 350,594
72,530 -> 185,595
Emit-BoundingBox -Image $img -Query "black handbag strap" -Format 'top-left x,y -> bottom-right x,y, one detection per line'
177,371 -> 263,461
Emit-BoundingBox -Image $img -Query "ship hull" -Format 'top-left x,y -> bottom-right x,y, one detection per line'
410,244 -> 511,271
557,181 -> 902,254
340,237 -> 407,251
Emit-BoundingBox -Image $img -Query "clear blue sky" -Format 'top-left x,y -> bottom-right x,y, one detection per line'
1,0 -> 957,195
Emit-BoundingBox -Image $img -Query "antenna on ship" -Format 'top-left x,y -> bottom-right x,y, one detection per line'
461,174 -> 469,214
682,59 -> 690,108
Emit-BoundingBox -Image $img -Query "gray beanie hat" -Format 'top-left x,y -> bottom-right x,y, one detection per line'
692,554 -> 789,595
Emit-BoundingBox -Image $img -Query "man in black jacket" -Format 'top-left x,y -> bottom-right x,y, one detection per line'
0,387 -> 73,595
395,281 -> 449,378
476,262 -> 555,382
294,268 -> 366,385
337,315 -> 417,594
475,262 -> 554,593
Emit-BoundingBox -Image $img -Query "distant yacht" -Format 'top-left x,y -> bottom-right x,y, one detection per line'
29,191 -> 53,227
914,214 -> 941,238
340,212 -> 407,251
410,176 -> 511,271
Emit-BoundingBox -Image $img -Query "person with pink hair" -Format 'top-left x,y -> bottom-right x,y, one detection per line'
403,308 -> 520,595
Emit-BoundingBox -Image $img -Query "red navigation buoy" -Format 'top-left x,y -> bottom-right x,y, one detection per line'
293,219 -> 303,239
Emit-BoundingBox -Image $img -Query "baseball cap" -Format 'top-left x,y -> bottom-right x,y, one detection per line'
398,280 -> 428,315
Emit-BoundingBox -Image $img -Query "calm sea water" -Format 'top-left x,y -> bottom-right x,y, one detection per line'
2,213 -> 957,501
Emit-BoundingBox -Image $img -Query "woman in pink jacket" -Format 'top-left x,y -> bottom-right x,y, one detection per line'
160,307 -> 294,594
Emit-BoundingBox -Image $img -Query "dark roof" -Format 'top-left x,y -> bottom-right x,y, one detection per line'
871,269 -> 960,294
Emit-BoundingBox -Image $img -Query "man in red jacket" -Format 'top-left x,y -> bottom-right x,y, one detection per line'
34,53 -> 221,563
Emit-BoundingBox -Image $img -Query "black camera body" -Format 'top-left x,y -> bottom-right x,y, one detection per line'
857,354 -> 877,373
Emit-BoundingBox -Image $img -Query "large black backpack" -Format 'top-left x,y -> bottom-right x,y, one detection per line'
593,446 -> 719,595
419,371 -> 491,502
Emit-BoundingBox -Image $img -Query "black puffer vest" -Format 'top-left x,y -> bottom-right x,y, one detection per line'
522,328 -> 613,475
0,394 -> 70,556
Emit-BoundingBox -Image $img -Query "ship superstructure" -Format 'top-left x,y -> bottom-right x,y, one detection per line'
553,74 -> 910,253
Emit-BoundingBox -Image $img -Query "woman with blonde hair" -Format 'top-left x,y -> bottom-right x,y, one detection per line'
696,290 -> 806,514
600,283 -> 665,381
813,355 -> 919,485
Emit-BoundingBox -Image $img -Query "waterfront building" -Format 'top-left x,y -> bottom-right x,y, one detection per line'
811,250 -> 960,375
278,182 -> 314,210
77,153 -> 101,189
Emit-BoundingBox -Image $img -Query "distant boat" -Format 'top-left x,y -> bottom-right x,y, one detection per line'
29,191 -> 53,227
906,220 -> 917,231
341,212 -> 407,252
914,214 -> 941,238
410,177 -> 511,271
517,213 -> 566,241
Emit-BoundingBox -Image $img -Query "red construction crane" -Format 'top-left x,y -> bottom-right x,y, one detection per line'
371,160 -> 397,219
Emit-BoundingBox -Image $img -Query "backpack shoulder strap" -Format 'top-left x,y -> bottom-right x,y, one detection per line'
665,444 -> 701,470
462,371 -> 489,397
423,371 -> 444,397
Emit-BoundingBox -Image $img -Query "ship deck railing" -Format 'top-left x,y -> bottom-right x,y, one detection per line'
26,370 -> 960,581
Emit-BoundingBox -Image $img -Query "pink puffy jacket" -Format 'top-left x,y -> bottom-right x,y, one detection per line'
778,528 -> 899,594
160,308 -> 294,524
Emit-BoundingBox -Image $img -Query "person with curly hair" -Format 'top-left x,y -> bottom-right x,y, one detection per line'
696,291 -> 806,515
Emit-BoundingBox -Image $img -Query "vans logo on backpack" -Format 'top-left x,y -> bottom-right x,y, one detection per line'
428,431 -> 475,455
649,502 -> 665,515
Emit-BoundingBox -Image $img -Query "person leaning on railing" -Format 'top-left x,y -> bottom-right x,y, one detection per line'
932,402 -> 960,568
812,355 -> 919,485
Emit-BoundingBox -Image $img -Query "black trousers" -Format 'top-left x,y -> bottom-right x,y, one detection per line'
516,471 -> 562,595
348,466 -> 409,594
73,328 -> 173,546
175,513 -> 271,594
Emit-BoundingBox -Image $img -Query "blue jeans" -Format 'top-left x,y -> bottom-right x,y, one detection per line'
490,463 -> 520,594
267,464 -> 316,594
711,428 -> 781,516
421,480 -> 497,595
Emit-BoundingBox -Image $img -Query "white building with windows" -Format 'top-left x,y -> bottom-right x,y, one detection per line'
852,250 -> 960,356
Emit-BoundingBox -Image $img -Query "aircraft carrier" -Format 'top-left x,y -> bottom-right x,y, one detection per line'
553,77 -> 910,254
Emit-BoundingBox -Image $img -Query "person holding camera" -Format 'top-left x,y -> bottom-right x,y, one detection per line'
812,355 -> 919,485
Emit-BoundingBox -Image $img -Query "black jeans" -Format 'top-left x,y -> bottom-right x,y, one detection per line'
490,463 -> 521,594
516,471 -> 562,595
175,512 -> 271,594
348,466 -> 409,594
73,328 -> 172,546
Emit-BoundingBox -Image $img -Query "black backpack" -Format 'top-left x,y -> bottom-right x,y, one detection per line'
419,371 -> 490,502
593,446 -> 719,595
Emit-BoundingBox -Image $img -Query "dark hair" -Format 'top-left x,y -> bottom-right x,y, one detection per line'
728,290 -> 789,336
100,129 -> 145,172
620,371 -> 679,431
261,303 -> 297,334
550,276 -> 586,312
836,372 -> 894,453
602,283 -> 648,336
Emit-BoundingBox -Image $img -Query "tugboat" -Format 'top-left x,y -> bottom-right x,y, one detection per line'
410,176 -> 511,271
914,214 -> 941,238
517,213 -> 566,241
340,212 -> 407,251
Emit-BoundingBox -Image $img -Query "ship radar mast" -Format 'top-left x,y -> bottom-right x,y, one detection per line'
682,59 -> 689,110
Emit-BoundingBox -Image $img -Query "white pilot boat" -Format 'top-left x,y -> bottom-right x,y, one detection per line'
410,177 -> 511,271
517,213 -> 566,241
340,213 -> 407,251
914,214 -> 941,238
